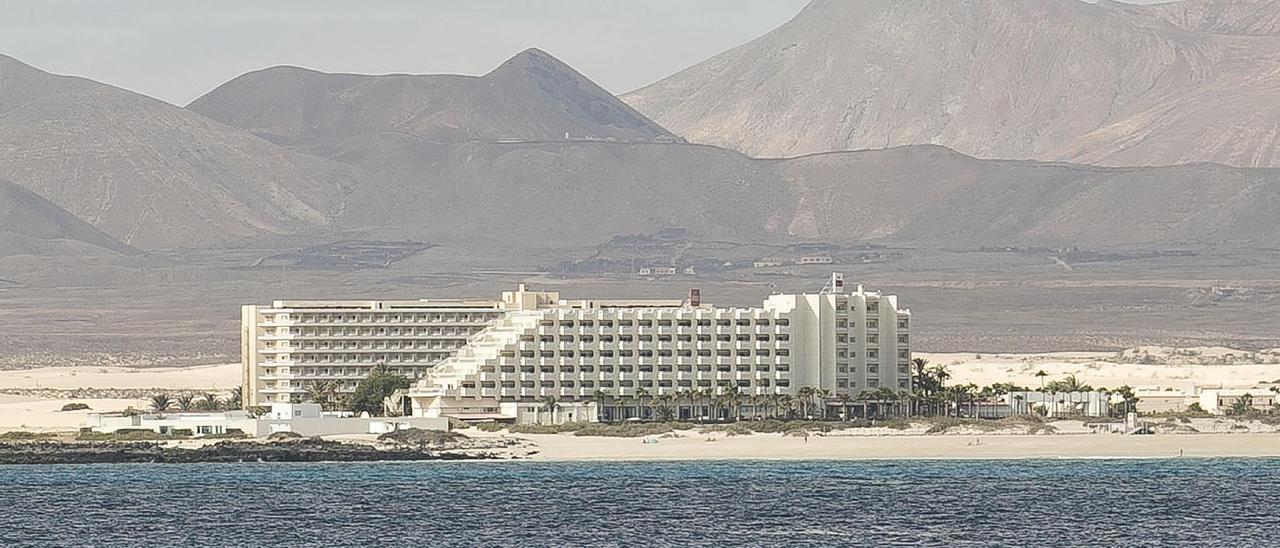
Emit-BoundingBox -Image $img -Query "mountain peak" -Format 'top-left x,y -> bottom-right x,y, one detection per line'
189,47 -> 676,148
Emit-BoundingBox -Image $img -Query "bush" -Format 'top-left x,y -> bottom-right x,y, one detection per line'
203,429 -> 250,440
76,428 -> 183,441
706,420 -> 836,435
447,417 -> 470,431
571,422 -> 695,437
474,422 -> 508,432
0,431 -> 58,440
268,431 -> 304,441
60,403 -> 91,412
378,428 -> 468,446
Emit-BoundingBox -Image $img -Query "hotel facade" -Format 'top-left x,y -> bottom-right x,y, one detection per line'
241,275 -> 912,421
240,298 -> 506,406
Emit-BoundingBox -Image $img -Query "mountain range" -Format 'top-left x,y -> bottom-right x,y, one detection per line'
3,1 -> 1280,257
623,0 -> 1280,168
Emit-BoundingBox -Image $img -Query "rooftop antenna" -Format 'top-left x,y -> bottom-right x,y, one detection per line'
820,272 -> 846,294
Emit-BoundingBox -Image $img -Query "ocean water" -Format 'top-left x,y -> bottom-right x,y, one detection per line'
0,459 -> 1276,547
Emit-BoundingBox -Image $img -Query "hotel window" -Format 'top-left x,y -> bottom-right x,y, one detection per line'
757,334 -> 771,342
559,320 -> 574,327
658,335 -> 672,342
638,335 -> 653,342
736,334 -> 750,342
678,320 -> 692,327
716,319 -> 732,327
582,380 -> 595,388
697,319 -> 712,327
580,365 -> 596,373
638,320 -> 653,327
619,350 -> 634,357
597,366 -> 612,374
717,334 -> 732,342
658,320 -> 672,327
737,380 -> 751,388
620,380 -> 635,387
561,335 -> 575,343
777,364 -> 790,372
481,381 -> 496,388
619,335 -> 634,343
659,380 -> 673,388
600,335 -> 614,343
678,380 -> 693,388
678,350 -> 693,357
777,349 -> 790,356
717,349 -> 731,357
736,319 -> 751,327
757,349 -> 771,357
618,320 -> 634,327
678,334 -> 693,342
697,349 -> 712,357
697,335 -> 712,342
755,365 -> 770,372
678,365 -> 693,372
776,379 -> 790,387
581,320 -> 595,328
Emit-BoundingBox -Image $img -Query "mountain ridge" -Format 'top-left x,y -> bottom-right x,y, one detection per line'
622,0 -> 1280,168
187,48 -> 678,152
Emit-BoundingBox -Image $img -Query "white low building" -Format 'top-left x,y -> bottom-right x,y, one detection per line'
1199,389 -> 1277,415
1002,391 -> 1111,417
85,403 -> 449,437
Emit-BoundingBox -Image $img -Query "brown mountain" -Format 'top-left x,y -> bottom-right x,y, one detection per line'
1122,0 -> 1280,36
187,48 -> 677,152
316,134 -> 1280,249
0,179 -> 139,256
0,54 -> 351,249
622,0 -> 1280,168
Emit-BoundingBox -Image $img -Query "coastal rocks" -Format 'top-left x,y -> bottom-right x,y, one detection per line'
0,438 -> 516,465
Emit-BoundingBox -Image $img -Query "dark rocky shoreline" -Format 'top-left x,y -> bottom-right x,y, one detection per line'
0,438 -> 512,465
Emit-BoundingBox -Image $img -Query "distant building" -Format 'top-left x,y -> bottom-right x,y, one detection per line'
1002,391 -> 1111,417
638,266 -> 677,277
753,257 -> 786,268
1199,389 -> 1277,415
796,256 -> 834,265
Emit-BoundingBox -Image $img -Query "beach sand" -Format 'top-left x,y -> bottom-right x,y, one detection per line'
0,363 -> 238,390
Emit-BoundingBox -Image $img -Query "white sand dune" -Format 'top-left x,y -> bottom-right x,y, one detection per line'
0,363 -> 238,390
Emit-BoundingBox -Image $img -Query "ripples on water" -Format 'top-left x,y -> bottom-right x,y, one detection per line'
0,459 -> 1275,547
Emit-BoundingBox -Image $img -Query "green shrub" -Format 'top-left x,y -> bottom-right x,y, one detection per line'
570,422 -> 694,437
76,428 -> 184,441
202,429 -> 250,440
0,431 -> 58,440
60,403 -> 91,412
474,422 -> 508,432
378,428 -> 468,446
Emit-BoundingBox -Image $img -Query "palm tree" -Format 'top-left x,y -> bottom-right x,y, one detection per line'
592,389 -> 609,422
227,387 -> 243,410
636,387 -> 652,421
837,393 -> 854,420
722,384 -> 743,421
1035,370 -> 1049,390
176,392 -> 196,411
199,392 -> 222,411
150,394 -> 173,412
540,395 -> 561,424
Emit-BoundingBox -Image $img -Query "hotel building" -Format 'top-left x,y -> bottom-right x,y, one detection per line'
401,276 -> 912,422
240,298 -> 507,406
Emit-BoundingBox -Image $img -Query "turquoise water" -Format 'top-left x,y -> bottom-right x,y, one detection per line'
0,459 -> 1275,546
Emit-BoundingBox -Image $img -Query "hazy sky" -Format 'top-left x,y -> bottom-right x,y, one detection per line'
0,0 -> 809,106
0,0 -> 1176,107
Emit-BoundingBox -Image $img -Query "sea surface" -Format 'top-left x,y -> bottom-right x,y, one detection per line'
0,458 -> 1276,547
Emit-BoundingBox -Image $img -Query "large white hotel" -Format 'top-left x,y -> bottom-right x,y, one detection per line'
240,275 -> 912,421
